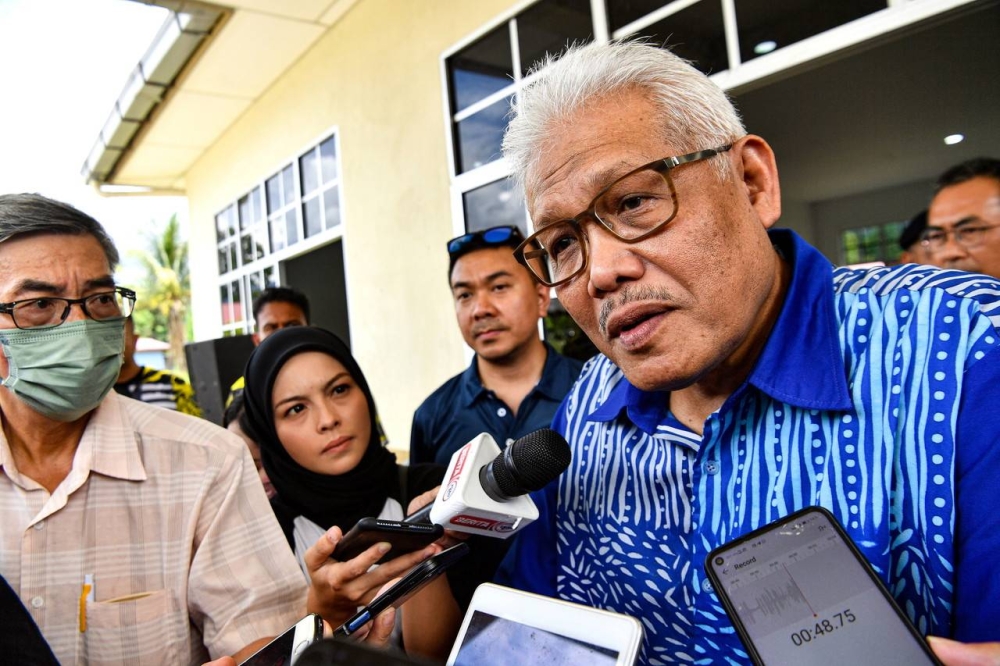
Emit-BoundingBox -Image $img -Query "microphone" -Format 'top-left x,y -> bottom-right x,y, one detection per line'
404,429 -> 570,537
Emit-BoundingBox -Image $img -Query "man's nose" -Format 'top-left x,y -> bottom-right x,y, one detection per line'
586,226 -> 644,297
472,291 -> 497,317
65,301 -> 89,323
932,231 -> 969,265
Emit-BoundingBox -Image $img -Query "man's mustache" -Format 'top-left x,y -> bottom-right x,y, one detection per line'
599,285 -> 675,336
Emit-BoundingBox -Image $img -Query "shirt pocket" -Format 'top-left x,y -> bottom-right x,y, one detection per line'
83,589 -> 187,665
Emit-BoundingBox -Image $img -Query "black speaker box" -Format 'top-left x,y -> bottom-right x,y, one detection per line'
185,335 -> 255,425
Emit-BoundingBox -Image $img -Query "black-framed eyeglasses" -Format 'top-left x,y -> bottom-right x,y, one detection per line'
514,144 -> 732,287
0,287 -> 137,330
447,225 -> 525,257
919,224 -> 999,251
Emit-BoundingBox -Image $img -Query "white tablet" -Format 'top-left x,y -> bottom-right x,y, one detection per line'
446,584 -> 644,666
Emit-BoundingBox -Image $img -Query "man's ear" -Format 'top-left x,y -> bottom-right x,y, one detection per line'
536,282 -> 552,319
251,332 -> 261,346
735,135 -> 781,229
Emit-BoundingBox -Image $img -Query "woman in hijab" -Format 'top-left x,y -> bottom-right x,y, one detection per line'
240,326 -> 460,659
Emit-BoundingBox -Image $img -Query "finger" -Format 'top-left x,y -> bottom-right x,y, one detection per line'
201,658 -> 236,666
321,619 -> 333,638
363,607 -> 397,647
365,544 -> 439,583
303,526 -> 344,573
927,637 -> 1000,666
407,487 -> 440,515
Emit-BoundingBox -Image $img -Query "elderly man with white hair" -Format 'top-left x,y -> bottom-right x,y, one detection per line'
495,41 -> 1000,665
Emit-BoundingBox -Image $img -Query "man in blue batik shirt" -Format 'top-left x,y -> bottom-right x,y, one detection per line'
496,41 -> 1000,665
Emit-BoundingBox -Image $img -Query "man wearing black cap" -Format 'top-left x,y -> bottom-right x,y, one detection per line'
409,225 -> 583,467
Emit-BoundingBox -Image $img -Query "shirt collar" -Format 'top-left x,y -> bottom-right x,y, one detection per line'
588,229 -> 852,433
82,391 -> 148,481
459,342 -> 565,406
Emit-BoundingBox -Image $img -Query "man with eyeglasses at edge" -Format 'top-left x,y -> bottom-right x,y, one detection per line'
493,42 -> 1000,665
0,194 -> 409,665
917,157 -> 1000,280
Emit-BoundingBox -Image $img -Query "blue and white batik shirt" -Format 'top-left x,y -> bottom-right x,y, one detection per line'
498,230 -> 1000,665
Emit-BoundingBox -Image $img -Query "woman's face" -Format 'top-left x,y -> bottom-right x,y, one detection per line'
271,351 -> 372,476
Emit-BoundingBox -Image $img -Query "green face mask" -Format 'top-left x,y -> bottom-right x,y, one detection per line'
0,318 -> 125,422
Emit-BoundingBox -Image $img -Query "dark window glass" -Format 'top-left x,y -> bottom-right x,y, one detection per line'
454,95 -> 511,173
249,271 -> 263,301
240,233 -> 254,265
516,0 -> 593,77
231,279 -> 242,323
218,247 -> 228,274
304,196 -> 323,238
264,265 -> 276,288
215,212 -> 227,244
281,166 -> 295,206
607,0 -> 671,33
285,208 -> 299,245
220,285 -> 232,325
252,186 -> 263,222
266,174 -> 282,212
301,148 -> 320,196
270,217 -> 287,252
634,0 -> 728,75
320,137 -> 337,183
462,177 -> 527,234
737,0 -> 886,63
238,194 -> 253,230
447,24 -> 514,114
254,222 -> 269,258
324,188 -> 341,229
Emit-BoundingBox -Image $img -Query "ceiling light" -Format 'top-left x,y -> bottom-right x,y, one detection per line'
754,40 -> 777,55
944,134 -> 964,145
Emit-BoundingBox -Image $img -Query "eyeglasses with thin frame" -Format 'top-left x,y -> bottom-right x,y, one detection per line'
919,224 -> 1000,251
0,287 -> 137,330
513,144 -> 732,287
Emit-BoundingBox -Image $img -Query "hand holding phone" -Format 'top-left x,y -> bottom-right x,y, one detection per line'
332,517 -> 443,563
704,506 -> 942,666
238,614 -> 324,666
335,543 -> 470,637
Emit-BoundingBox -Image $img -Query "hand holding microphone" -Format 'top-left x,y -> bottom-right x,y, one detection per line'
404,428 -> 571,537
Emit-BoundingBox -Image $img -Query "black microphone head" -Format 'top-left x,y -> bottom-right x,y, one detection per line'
480,428 -> 571,501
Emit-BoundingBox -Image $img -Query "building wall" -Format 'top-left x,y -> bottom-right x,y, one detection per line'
186,0 -> 520,452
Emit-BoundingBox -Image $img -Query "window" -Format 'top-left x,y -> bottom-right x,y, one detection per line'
215,132 -> 343,335
841,221 -> 905,266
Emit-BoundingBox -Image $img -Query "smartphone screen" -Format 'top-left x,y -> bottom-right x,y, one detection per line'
705,506 -> 940,666
239,614 -> 323,666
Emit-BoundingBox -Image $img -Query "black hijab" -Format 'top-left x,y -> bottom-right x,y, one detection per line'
241,326 -> 399,541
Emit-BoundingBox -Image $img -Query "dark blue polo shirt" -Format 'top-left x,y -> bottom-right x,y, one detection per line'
409,343 -> 584,466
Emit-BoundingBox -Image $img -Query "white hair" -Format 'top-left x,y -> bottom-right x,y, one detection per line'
502,40 -> 746,195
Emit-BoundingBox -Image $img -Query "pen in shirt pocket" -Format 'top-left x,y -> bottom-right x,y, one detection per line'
79,574 -> 94,633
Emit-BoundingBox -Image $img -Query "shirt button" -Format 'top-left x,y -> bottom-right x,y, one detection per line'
34,521 -> 45,530
705,460 -> 720,475
31,596 -> 44,608
701,578 -> 714,593
497,407 -> 507,417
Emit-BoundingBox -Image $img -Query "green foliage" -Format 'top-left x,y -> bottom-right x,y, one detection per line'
129,214 -> 191,372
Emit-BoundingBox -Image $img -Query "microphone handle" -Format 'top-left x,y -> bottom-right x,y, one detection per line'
402,502 -> 434,524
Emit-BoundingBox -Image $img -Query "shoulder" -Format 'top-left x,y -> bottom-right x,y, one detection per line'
115,394 -> 244,462
833,264 -> 1000,330
415,371 -> 466,418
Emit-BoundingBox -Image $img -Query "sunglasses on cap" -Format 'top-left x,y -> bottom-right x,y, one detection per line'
447,225 -> 525,257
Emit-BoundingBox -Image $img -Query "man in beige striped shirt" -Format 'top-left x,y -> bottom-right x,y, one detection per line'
0,194 -> 422,665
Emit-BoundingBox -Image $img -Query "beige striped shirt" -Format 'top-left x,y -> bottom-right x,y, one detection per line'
0,392 -> 307,665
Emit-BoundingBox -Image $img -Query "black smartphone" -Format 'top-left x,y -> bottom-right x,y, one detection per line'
238,613 -> 324,666
332,517 -> 444,563
704,506 -> 942,666
334,542 -> 470,637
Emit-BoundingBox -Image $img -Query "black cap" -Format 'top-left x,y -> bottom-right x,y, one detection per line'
899,210 -> 928,250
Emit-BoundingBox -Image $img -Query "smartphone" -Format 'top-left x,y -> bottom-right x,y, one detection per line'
334,542 -> 470,637
238,613 -> 324,666
332,517 -> 444,563
704,506 -> 942,666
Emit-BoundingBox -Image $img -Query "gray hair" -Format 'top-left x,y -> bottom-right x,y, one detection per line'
0,193 -> 120,270
503,40 -> 746,196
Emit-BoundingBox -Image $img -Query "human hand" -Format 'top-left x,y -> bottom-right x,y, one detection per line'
348,579 -> 400,647
928,637 -> 1000,665
200,658 -> 236,666
304,526 -> 440,626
